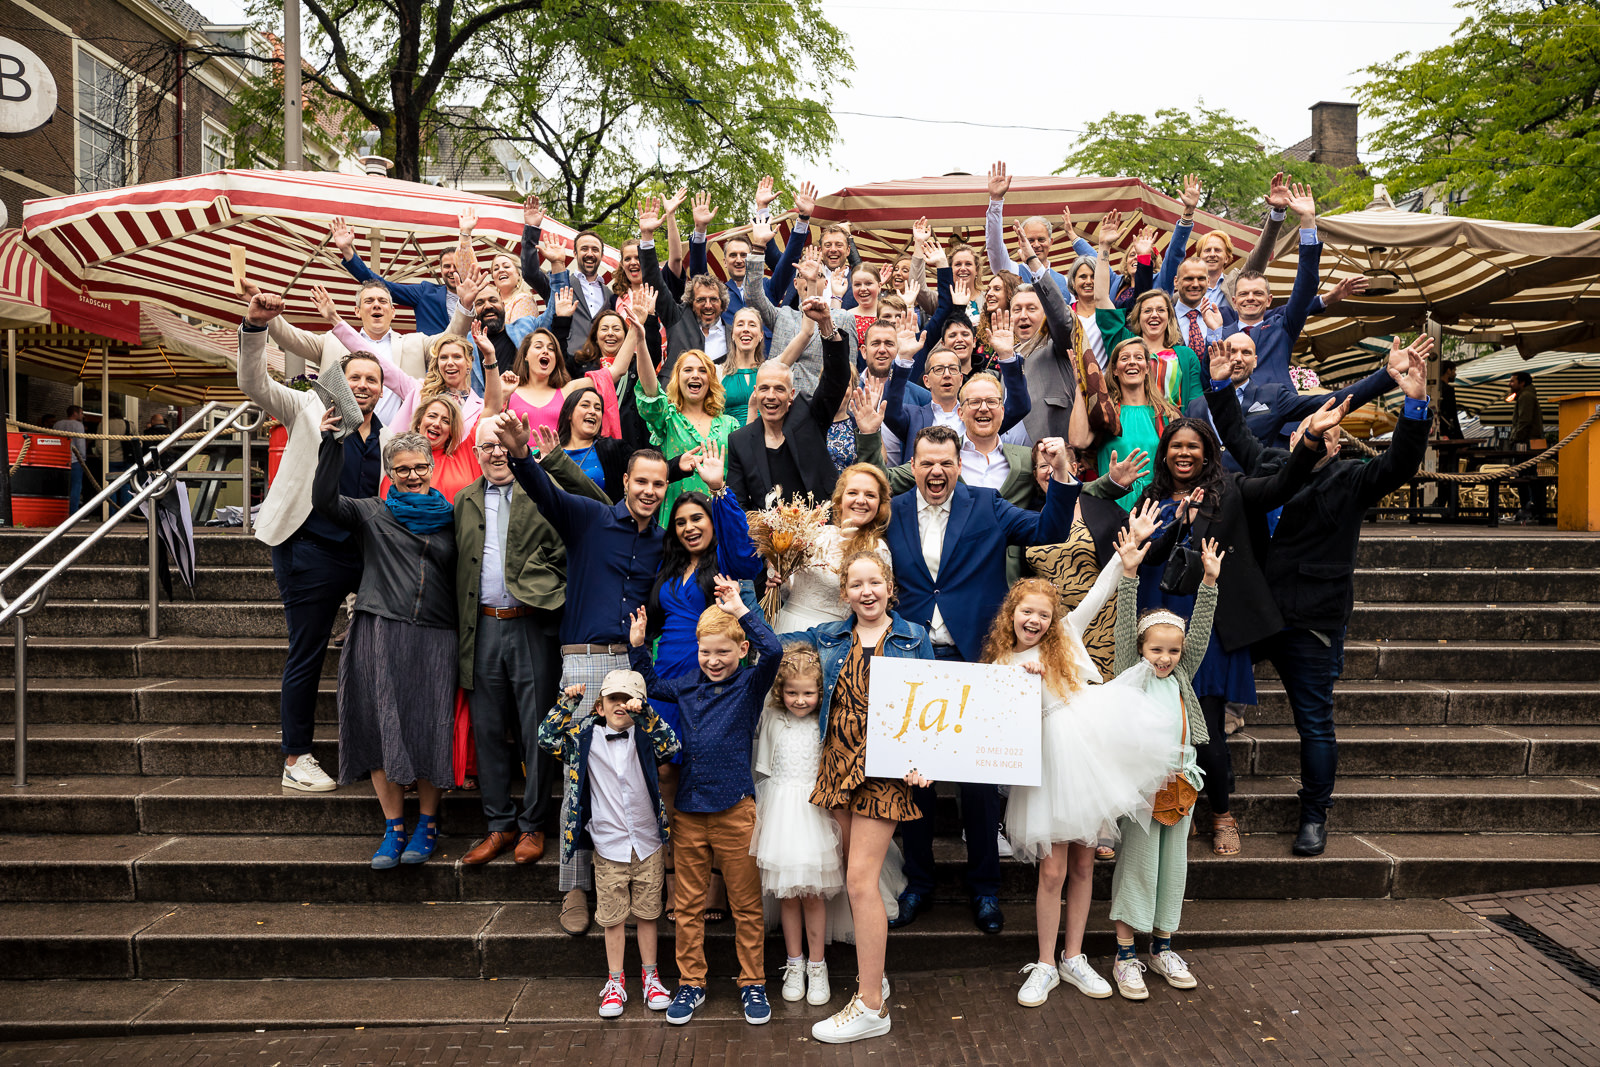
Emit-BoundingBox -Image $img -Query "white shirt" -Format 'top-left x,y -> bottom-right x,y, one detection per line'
960,438 -> 1013,490
916,492 -> 956,647
479,482 -> 517,609
702,319 -> 728,362
575,271 -> 609,318
364,328 -> 405,426
586,722 -> 662,863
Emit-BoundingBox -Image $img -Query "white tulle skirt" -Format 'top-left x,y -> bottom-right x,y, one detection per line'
751,778 -> 846,899
760,832 -> 907,946
1004,681 -> 1175,861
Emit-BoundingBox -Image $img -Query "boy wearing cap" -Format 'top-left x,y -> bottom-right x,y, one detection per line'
538,670 -> 679,1019
627,574 -> 783,1026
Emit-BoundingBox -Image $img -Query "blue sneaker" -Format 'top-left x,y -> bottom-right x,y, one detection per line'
372,819 -> 407,870
401,814 -> 437,864
665,984 -> 705,1025
740,983 -> 771,1025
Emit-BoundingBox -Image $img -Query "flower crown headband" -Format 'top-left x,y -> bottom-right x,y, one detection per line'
1137,610 -> 1188,636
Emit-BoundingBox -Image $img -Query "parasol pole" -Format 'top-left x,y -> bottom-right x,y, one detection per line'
101,348 -> 111,523
1423,316 -> 1443,508
283,1 -> 304,170
0,329 -> 13,528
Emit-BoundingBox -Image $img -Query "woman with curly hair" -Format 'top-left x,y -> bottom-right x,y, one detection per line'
774,463 -> 893,632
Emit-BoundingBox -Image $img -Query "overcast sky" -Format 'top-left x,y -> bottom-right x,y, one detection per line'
187,0 -> 1466,196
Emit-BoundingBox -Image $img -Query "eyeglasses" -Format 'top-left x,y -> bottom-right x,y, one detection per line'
962,398 -> 1003,410
390,464 -> 434,478
475,443 -> 509,455
928,366 -> 960,377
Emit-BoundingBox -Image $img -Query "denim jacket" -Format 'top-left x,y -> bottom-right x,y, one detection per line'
777,611 -> 934,739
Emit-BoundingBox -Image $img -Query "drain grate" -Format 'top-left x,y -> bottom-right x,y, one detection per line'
1492,914 -> 1600,991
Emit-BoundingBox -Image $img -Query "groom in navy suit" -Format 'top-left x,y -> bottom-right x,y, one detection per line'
887,425 -> 1079,934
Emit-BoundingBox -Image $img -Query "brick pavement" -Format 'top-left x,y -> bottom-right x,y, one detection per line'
4,922 -> 1600,1066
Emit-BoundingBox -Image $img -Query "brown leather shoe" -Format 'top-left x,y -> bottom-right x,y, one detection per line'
462,831 -> 518,865
560,887 -> 591,936
514,831 -> 546,865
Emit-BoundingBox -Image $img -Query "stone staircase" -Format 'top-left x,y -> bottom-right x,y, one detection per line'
2,527 -> 1599,1034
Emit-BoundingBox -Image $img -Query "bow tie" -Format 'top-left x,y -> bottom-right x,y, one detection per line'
605,730 -> 630,742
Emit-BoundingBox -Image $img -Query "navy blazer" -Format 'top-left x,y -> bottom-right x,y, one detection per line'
1218,239 -> 1322,389
884,355 -> 1030,445
887,478 -> 1078,662
1187,366 -> 1396,451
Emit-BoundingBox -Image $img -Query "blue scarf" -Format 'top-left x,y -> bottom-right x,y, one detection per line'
384,486 -> 454,535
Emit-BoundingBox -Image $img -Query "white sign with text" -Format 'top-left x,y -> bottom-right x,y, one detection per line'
863,657 -> 1041,787
0,38 -> 58,136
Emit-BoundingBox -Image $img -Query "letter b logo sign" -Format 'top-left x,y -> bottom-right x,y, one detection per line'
0,38 -> 57,136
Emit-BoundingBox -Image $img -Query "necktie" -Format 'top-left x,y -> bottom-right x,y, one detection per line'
1187,310 -> 1203,354
920,503 -> 945,580
606,729 -> 630,742
498,486 -> 513,546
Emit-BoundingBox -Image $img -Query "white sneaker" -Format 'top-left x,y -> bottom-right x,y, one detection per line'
1150,948 -> 1198,989
881,974 -> 891,1002
1016,961 -> 1059,1007
1112,957 -> 1149,1000
1057,952 -> 1113,999
996,831 -> 1014,859
282,754 -> 336,792
781,959 -> 806,1002
811,994 -> 890,1044
806,959 -> 831,1006
598,975 -> 627,1018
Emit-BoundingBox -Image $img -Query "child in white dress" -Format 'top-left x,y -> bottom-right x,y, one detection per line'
751,646 -> 845,1006
988,562 -> 1174,1009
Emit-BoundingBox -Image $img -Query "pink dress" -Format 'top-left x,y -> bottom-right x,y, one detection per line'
506,389 -> 567,439
333,322 -> 481,443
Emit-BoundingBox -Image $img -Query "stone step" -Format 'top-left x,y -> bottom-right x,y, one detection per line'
1250,681 -> 1600,727
1228,775 -> 1600,834
1345,602 -> 1600,642
0,678 -> 337,725
1355,533 -> 1600,571
0,725 -> 339,777
11,565 -> 279,603
1354,568 -> 1600,604
0,637 -> 338,680
0,896 -> 1469,982
0,529 -> 271,569
1267,640 -> 1600,682
1229,725 -> 1600,778
5,831 -> 1593,907
19,601 -> 288,638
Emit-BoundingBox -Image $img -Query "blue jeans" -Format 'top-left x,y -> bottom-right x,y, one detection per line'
1258,627 -> 1346,824
67,459 -> 84,514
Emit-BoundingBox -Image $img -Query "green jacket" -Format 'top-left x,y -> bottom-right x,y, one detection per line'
453,447 -> 609,688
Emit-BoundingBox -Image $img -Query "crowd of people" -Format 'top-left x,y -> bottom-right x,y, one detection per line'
236,164 -> 1438,1043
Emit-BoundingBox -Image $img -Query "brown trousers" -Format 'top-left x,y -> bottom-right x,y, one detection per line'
672,797 -> 764,987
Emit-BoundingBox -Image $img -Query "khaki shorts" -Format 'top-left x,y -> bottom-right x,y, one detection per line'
593,846 -> 667,928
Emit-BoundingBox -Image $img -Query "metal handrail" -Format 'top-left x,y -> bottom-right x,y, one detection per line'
3,401 -> 265,787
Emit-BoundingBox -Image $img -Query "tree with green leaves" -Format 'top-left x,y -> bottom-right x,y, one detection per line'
216,0 -> 849,240
1056,104 -> 1327,220
1332,0 -> 1600,226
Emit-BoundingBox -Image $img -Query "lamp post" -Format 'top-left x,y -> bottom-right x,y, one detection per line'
283,1 -> 303,170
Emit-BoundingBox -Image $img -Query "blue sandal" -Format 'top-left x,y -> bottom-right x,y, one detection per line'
372,818 -> 407,869
401,813 -> 438,864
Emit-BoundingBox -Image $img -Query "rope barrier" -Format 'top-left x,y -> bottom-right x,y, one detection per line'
1343,409 -> 1600,483
8,434 -> 29,476
7,420 -> 213,442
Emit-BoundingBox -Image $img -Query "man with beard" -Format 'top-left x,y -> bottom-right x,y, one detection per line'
454,417 -> 609,867
885,426 -> 1078,936
636,201 -> 728,371
237,289 -> 387,793
744,222 -> 859,394
256,271 -> 479,426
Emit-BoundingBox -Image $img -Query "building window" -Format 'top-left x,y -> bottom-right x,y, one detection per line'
202,121 -> 230,172
77,52 -> 131,192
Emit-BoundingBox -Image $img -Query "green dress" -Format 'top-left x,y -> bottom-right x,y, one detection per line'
721,366 -> 758,428
1097,405 -> 1160,511
634,383 -> 739,525
1096,307 -> 1204,412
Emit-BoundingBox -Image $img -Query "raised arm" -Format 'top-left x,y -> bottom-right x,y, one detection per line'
984,162 -> 1021,279
636,200 -> 681,327
311,425 -> 364,529
1240,173 -> 1291,276
519,194 -> 553,301
1094,211 -> 1120,311
807,306 -> 851,430
1155,175 -> 1201,296
236,294 -> 305,426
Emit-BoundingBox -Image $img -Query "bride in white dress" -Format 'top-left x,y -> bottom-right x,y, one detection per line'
775,463 -> 894,631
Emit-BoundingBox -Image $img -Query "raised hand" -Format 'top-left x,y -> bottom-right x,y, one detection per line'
987,160 -> 1011,200
318,406 -> 342,434
469,317 -> 492,355
538,235 -> 569,271
799,245 -> 822,268
1013,220 -> 1034,262
1109,448 -> 1152,489
794,180 -> 817,217
1324,275 -> 1368,307
1038,436 -> 1072,480
691,190 -> 717,231
329,216 -> 355,256
697,439 -> 726,491
829,269 -> 849,301
751,218 -> 774,248
923,235 -> 948,269
754,175 -> 778,212
1134,225 -> 1157,258
1200,537 -> 1224,585
633,282 -> 660,318
712,574 -> 747,617
628,605 -> 649,647
662,185 -> 689,216
952,278 -> 972,309
1265,171 -> 1290,211
848,377 -> 887,435
531,423 -> 560,456
493,410 -> 533,458
500,369 -> 519,389
1097,208 -> 1122,251
1287,182 -> 1317,225
1126,497 -> 1161,544
1061,203 -> 1078,243
553,287 -> 577,318
898,272 -> 922,308
638,197 -> 663,238
1207,341 -> 1232,382
455,259 -> 485,304
458,206 -> 477,235
1304,394 -> 1351,438
801,294 -> 833,326
522,193 -> 544,227
911,216 -> 931,247
987,309 -> 1015,360
1115,525 -> 1150,577
245,289 -> 283,325
878,261 -> 894,286
1199,297 -> 1223,333
896,321 -> 927,358
310,284 -> 342,325
1180,173 -> 1202,212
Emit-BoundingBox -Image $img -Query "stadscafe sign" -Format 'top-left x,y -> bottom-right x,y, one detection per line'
0,37 -> 57,137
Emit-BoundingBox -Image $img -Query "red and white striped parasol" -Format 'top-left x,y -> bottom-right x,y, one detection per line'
20,169 -> 619,332
703,173 -> 1261,281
